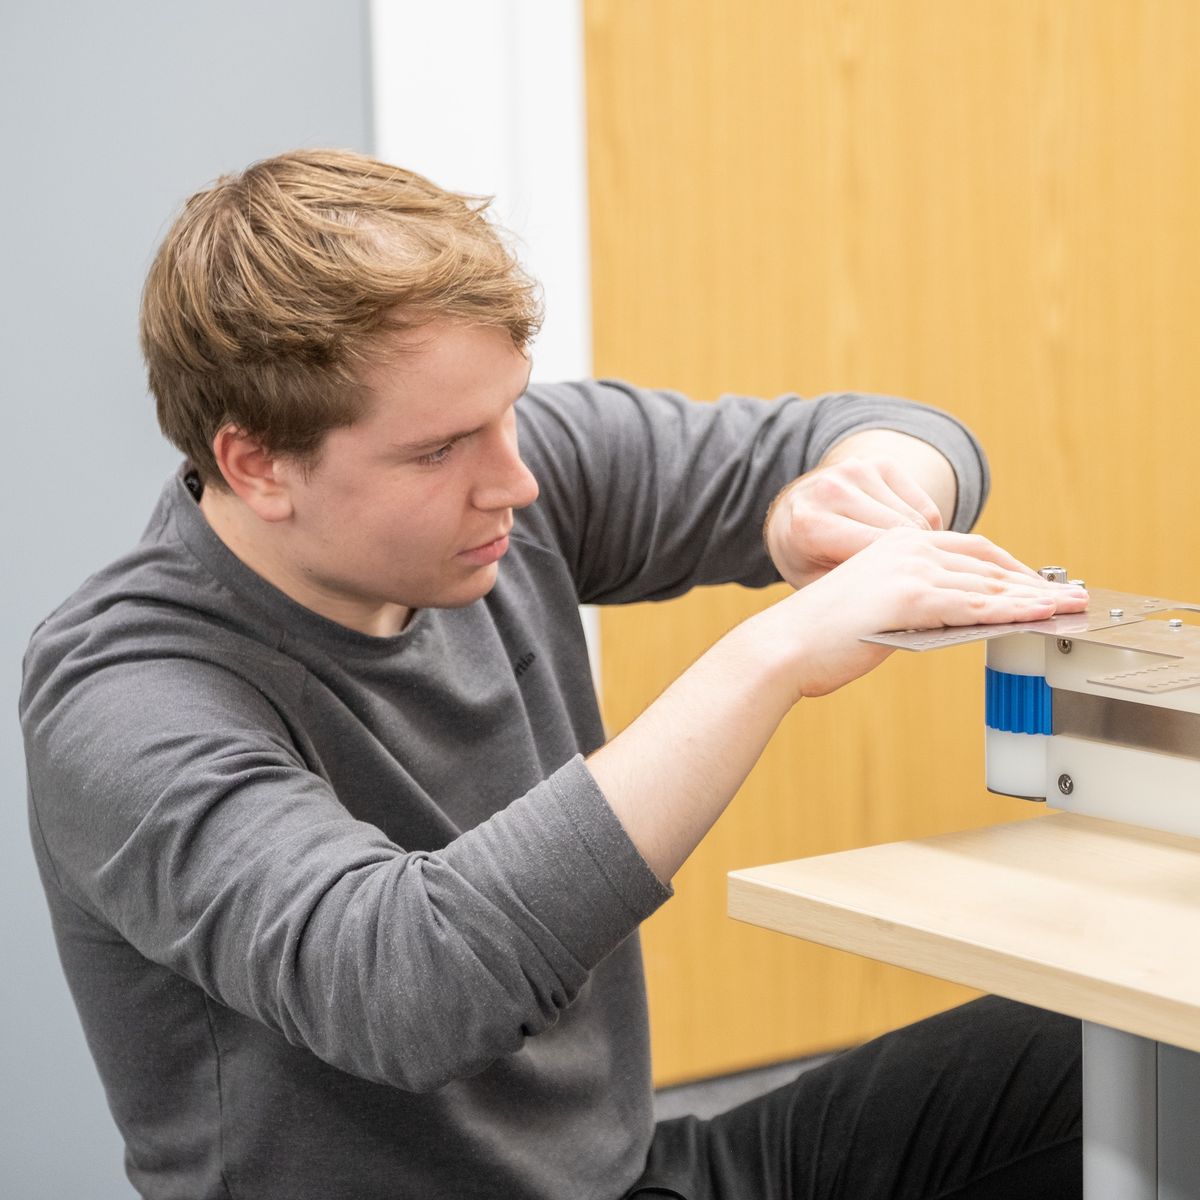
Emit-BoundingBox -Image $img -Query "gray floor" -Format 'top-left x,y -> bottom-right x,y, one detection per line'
654,1052 -> 838,1122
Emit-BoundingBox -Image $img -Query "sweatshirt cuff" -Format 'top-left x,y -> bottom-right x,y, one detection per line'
491,755 -> 672,969
555,753 -> 673,915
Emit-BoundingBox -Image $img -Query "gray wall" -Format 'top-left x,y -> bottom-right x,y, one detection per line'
0,4 -> 373,1194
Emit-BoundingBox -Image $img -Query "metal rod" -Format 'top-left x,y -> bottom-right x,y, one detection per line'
1082,1022 -> 1157,1200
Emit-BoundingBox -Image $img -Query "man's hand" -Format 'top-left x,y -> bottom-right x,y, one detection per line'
764,431 -> 959,590
754,527 -> 1091,701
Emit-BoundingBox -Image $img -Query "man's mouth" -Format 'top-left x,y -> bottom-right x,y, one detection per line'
458,531 -> 511,566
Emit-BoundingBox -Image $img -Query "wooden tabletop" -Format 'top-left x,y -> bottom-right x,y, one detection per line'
728,812 -> 1200,1052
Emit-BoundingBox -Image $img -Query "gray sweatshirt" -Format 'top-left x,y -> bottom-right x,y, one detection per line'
20,380 -> 987,1200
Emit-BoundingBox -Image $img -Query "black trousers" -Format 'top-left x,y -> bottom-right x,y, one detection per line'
627,996 -> 1081,1200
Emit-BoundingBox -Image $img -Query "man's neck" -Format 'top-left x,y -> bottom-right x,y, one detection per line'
196,484 -> 411,637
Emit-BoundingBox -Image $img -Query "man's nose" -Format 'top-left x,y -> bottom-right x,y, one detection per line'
473,434 -> 539,512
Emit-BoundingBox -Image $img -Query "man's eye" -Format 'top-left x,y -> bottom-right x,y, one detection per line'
417,443 -> 455,467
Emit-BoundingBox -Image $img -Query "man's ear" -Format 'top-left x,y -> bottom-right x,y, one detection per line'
210,426 -> 295,522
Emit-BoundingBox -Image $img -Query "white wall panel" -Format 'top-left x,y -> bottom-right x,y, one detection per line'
370,0 -> 593,384
371,0 -> 601,677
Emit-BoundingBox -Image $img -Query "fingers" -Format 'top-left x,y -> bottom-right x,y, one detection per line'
926,553 -> 1073,593
928,566 -> 1089,612
804,459 -> 936,532
925,589 -> 1060,629
769,456 -> 957,592
771,478 -> 929,587
872,458 -> 945,531
869,527 -> 1087,604
794,511 -> 885,555
919,530 -> 1050,580
848,528 -> 1089,634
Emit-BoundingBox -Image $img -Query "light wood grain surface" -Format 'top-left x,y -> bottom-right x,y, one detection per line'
730,813 -> 1200,1053
584,0 -> 1200,1084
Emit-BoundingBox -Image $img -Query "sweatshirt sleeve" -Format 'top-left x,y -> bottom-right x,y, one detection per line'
22,651 -> 669,1093
516,379 -> 990,605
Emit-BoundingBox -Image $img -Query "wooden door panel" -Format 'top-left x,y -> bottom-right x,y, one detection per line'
584,0 -> 1200,1085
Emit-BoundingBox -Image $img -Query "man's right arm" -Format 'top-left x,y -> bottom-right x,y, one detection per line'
21,651 -> 664,1094
588,528 -> 1088,883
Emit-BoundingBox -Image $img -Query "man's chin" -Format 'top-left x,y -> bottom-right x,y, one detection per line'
424,563 -> 501,610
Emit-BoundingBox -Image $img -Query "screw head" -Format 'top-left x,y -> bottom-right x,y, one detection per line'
1057,773 -> 1074,795
1056,638 -> 1073,654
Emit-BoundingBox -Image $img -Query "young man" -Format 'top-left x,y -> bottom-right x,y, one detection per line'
21,150 -> 1086,1199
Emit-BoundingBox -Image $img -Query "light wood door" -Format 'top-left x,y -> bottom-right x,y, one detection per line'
584,0 -> 1200,1085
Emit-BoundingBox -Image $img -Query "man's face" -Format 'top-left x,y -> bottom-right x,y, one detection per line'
271,319 -> 538,635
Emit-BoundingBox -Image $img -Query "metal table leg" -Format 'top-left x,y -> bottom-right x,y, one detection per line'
1082,1022 -> 1200,1199
1083,1022 -> 1157,1199
1158,1041 -> 1200,1200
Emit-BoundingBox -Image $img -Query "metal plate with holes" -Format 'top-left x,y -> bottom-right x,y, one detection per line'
863,586 -> 1200,674
1090,664 -> 1200,695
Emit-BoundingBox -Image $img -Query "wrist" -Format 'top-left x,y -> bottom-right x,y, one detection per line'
729,601 -> 811,710
762,479 -> 804,584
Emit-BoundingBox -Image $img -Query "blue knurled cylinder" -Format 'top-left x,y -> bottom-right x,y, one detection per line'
985,667 -> 1052,735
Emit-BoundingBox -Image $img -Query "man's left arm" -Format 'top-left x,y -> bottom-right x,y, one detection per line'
518,382 -> 991,604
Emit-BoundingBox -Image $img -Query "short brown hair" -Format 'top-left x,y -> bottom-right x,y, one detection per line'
140,148 -> 543,486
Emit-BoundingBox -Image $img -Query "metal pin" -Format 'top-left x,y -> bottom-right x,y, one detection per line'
1039,566 -> 1068,583
1110,608 -> 1124,618
1069,579 -> 1086,588
1169,618 -> 1184,630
